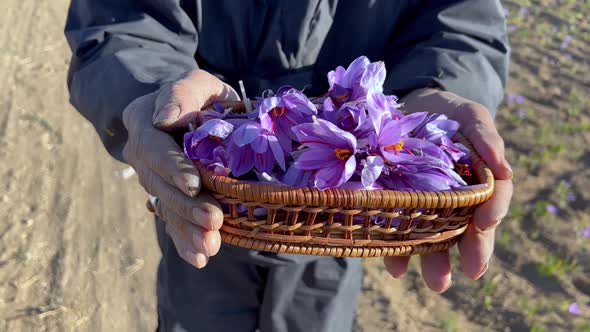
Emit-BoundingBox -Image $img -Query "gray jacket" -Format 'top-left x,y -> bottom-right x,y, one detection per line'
65,0 -> 509,161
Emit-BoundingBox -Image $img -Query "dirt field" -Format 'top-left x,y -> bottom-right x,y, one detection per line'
0,1 -> 588,331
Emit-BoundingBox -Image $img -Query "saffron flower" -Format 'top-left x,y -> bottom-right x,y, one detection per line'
227,121 -> 285,177
546,204 -> 558,215
568,302 -> 581,315
378,162 -> 466,191
183,119 -> 233,160
327,56 -> 386,106
257,86 -> 317,152
581,226 -> 590,239
292,118 -> 357,189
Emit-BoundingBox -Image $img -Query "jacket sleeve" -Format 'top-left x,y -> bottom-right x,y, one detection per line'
383,0 -> 509,116
65,0 -> 198,161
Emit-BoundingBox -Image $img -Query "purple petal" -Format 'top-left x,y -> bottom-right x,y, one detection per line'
366,90 -> 388,134
292,118 -> 357,151
228,143 -> 256,177
268,135 -> 286,171
342,56 -> 370,88
293,148 -> 340,170
250,133 -> 269,153
361,156 -> 384,188
254,149 -> 275,174
197,119 -> 234,139
360,61 -> 386,94
568,302 -> 581,315
232,122 -> 261,147
282,165 -> 314,187
340,181 -> 384,190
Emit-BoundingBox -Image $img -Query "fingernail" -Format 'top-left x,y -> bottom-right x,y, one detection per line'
173,176 -> 191,197
193,207 -> 222,230
440,280 -> 453,293
195,253 -> 208,269
154,106 -> 181,127
474,262 -> 489,280
477,218 -> 501,232
173,175 -> 200,197
187,175 -> 201,196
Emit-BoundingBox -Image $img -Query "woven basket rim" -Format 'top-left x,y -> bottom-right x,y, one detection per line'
195,101 -> 495,209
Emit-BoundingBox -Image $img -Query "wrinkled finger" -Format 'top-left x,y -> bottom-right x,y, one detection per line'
458,223 -> 495,279
157,201 -> 222,257
473,179 -> 513,231
420,250 -> 452,292
383,256 -> 411,278
126,126 -> 201,197
165,221 -> 209,269
154,70 -> 240,129
134,163 -> 223,231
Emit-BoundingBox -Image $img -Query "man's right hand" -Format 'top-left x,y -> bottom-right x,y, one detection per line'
122,70 -> 240,269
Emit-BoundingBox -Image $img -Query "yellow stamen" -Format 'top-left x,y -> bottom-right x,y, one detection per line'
334,148 -> 352,161
272,106 -> 286,117
334,91 -> 349,101
384,140 -> 404,154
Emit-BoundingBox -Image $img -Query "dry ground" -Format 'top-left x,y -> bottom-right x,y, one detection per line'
0,1 -> 588,331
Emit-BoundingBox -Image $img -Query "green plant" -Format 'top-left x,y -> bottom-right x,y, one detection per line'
441,315 -> 458,332
537,255 -> 576,278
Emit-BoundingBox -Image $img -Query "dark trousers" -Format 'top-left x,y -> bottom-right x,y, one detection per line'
155,218 -> 363,332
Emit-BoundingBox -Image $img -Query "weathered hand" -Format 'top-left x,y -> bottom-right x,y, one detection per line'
122,70 -> 239,269
384,88 -> 514,292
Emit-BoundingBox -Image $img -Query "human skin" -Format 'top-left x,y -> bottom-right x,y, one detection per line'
123,70 -> 513,292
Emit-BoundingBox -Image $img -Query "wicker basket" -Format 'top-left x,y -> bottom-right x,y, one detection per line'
195,101 -> 495,257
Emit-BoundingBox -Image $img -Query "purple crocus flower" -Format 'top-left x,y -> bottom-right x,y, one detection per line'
507,25 -> 517,32
438,135 -> 468,163
227,121 -> 285,177
292,118 -> 357,189
581,226 -> 590,239
368,111 -> 428,163
327,56 -> 386,106
257,86 -> 317,152
568,302 -> 581,315
183,119 -> 234,160
567,192 -> 576,202
411,113 -> 460,144
515,95 -> 525,104
518,108 -> 526,120
378,162 -> 466,191
565,35 -> 573,43
322,98 -> 375,138
201,146 -> 231,176
546,204 -> 558,215
552,26 -> 558,33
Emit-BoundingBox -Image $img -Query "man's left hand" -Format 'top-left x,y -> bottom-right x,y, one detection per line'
384,88 -> 514,292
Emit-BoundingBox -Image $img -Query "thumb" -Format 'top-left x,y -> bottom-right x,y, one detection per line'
153,70 -> 240,130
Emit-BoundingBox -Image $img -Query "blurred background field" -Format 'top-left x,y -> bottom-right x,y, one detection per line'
0,0 -> 588,331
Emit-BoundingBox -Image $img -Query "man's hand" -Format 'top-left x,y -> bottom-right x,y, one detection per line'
384,88 -> 514,292
122,70 -> 239,269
